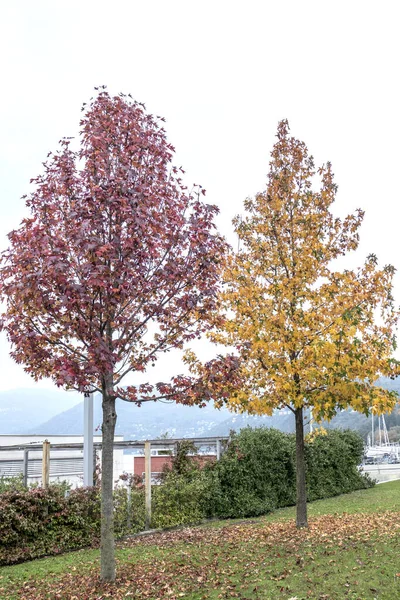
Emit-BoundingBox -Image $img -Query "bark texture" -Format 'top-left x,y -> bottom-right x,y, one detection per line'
100,385 -> 117,582
295,406 -> 308,528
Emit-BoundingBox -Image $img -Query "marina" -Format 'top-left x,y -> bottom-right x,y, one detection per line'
363,413 -> 400,482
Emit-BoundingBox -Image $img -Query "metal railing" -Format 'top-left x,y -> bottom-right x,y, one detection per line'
0,437 -> 229,487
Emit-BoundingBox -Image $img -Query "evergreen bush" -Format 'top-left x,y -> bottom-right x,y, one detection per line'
305,428 -> 374,500
208,427 -> 373,518
209,427 -> 296,518
151,470 -> 211,528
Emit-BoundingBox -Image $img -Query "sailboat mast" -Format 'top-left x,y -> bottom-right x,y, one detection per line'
372,412 -> 374,446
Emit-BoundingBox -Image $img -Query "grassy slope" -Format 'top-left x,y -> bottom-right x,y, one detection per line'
0,481 -> 399,600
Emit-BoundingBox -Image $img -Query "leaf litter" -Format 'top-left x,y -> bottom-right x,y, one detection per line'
5,510 -> 400,600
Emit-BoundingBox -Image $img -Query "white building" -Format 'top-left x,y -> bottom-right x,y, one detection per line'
0,434 -> 126,488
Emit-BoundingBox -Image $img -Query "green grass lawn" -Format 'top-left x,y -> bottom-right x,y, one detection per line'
1,481 -> 399,600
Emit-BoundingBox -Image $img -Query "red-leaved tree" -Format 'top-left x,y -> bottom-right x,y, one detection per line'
0,89 -> 226,581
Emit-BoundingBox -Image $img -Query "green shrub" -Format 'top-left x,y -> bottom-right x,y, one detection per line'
208,427 -> 373,519
144,439 -> 215,528
125,427 -> 373,527
151,470 -> 211,528
114,486 -> 146,535
0,482 -> 149,566
0,486 -> 101,566
0,473 -> 27,493
209,427 -> 296,518
117,446 -> 212,530
305,428 -> 374,500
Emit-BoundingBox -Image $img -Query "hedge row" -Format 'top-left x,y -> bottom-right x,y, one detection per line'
147,428 -> 373,523
0,427 -> 373,565
205,428 -> 373,518
0,487 -> 100,565
0,484 -> 147,566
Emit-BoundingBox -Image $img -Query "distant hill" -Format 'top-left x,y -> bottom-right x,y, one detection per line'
375,376 -> 400,395
27,396 -> 232,438
3,376 -> 399,440
323,378 -> 400,438
207,410 -> 295,436
194,377 -> 400,439
0,388 -> 81,434
29,397 -> 296,439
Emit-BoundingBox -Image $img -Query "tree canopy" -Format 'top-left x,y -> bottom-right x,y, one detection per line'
0,88 -> 226,580
187,120 -> 399,526
203,120 -> 398,416
0,89 -> 226,402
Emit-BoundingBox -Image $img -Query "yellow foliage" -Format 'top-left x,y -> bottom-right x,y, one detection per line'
305,427 -> 328,444
192,120 -> 399,421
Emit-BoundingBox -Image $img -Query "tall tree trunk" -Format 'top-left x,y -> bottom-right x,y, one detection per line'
101,381 -> 117,582
295,406 -> 308,528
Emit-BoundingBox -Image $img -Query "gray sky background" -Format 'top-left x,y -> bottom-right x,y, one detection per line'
0,1 -> 399,392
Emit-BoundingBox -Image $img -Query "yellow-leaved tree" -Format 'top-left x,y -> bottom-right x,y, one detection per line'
187,120 -> 399,527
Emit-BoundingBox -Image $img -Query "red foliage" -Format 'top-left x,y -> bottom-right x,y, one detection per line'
0,89 -> 227,403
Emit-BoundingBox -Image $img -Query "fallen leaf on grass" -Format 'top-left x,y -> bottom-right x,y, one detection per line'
9,510 -> 400,600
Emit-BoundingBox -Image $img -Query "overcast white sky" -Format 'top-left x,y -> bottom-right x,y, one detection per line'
0,1 -> 399,392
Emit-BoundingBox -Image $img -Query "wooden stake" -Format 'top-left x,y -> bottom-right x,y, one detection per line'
216,439 -> 221,460
22,449 -> 29,487
42,440 -> 50,489
144,441 -> 151,529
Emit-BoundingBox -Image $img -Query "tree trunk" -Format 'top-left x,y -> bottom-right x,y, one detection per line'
295,406 -> 308,528
101,384 -> 117,582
